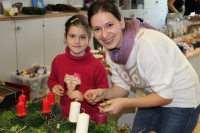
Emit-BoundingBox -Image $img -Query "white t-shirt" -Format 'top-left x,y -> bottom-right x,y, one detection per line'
106,28 -> 200,108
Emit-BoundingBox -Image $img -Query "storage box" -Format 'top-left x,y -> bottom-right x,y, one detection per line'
14,73 -> 50,100
0,84 -> 22,109
5,81 -> 30,101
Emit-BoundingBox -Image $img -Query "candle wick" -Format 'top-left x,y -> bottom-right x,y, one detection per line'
82,108 -> 85,113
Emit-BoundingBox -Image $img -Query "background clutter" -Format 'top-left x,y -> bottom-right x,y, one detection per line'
15,65 -> 50,100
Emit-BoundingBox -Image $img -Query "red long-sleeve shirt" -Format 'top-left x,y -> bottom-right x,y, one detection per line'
48,46 -> 109,121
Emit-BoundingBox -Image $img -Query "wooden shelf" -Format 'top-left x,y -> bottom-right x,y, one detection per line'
0,11 -> 87,21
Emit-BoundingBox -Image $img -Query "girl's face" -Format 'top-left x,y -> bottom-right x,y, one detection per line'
91,12 -> 125,49
65,25 -> 91,57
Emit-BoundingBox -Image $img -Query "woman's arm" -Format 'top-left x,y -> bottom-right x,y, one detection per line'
168,0 -> 179,13
124,93 -> 172,108
103,85 -> 129,99
99,93 -> 172,115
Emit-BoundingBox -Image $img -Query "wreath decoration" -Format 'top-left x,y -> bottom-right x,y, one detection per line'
0,100 -> 131,133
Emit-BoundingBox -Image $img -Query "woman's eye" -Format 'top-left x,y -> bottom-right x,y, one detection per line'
107,23 -> 113,28
93,28 -> 101,33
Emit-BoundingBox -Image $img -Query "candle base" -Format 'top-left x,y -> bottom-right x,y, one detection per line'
68,118 -> 77,123
42,110 -> 51,114
17,112 -> 27,117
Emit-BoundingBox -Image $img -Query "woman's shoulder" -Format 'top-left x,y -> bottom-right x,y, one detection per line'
137,28 -> 170,42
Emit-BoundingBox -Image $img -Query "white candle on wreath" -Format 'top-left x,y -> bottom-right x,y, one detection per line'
76,109 -> 89,133
69,101 -> 81,122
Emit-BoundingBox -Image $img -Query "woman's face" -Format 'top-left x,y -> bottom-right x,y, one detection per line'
90,12 -> 125,49
65,25 -> 91,57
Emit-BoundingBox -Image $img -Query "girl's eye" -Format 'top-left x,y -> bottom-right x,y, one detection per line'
80,35 -> 86,39
69,35 -> 75,38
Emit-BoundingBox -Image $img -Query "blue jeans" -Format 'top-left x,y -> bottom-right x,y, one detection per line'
132,105 -> 200,133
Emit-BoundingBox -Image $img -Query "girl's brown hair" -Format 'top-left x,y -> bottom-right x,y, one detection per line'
65,14 -> 91,37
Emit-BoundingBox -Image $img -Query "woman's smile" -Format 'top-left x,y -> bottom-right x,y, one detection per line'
103,37 -> 114,45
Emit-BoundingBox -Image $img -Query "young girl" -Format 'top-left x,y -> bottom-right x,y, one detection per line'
84,0 -> 200,133
47,14 -> 109,121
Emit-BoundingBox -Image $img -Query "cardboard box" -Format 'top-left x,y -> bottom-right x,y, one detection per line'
0,85 -> 22,109
14,73 -> 50,100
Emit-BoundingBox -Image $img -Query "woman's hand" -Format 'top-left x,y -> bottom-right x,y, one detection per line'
98,98 -> 126,115
52,85 -> 64,96
68,90 -> 83,102
84,89 -> 105,105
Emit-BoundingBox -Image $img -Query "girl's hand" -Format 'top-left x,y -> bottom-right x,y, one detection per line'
52,85 -> 64,96
99,98 -> 126,115
68,90 -> 83,102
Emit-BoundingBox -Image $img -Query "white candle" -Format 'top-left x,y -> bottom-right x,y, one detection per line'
76,113 -> 89,133
69,101 -> 81,122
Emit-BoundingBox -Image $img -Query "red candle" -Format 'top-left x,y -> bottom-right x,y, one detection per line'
95,110 -> 107,125
47,91 -> 55,105
42,98 -> 51,114
19,93 -> 26,108
17,100 -> 27,117
103,52 -> 106,59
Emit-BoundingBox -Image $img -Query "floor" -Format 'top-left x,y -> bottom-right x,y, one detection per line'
193,117 -> 200,133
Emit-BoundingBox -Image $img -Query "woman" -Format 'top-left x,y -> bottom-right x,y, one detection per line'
84,0 -> 200,133
168,0 -> 184,13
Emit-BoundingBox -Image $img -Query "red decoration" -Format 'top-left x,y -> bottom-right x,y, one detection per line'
47,91 -> 55,105
19,93 -> 27,108
95,110 -> 107,125
17,100 -> 27,117
42,98 -> 51,114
